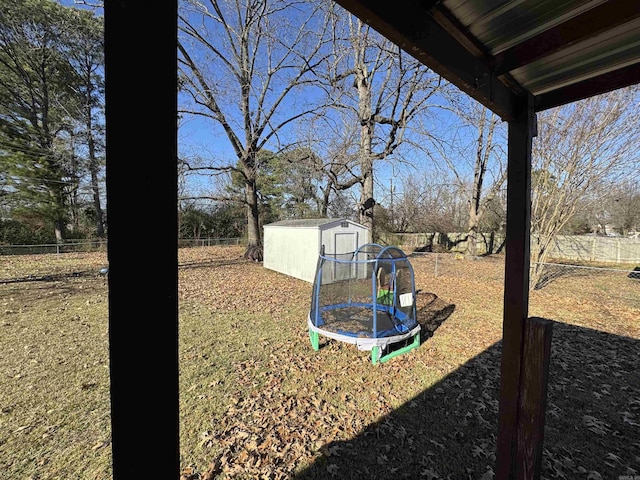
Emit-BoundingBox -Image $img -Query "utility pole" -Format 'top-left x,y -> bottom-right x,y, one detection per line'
390,177 -> 395,231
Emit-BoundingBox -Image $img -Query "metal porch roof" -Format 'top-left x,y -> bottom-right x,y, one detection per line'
334,0 -> 640,120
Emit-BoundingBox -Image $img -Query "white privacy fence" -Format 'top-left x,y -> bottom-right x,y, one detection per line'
384,232 -> 640,264
548,235 -> 640,264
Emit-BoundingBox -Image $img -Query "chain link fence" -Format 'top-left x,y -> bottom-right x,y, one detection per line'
2,240 -> 637,307
406,249 -> 639,309
178,237 -> 242,248
407,250 -> 507,282
530,261 -> 640,306
0,240 -> 108,255
0,238 -> 242,255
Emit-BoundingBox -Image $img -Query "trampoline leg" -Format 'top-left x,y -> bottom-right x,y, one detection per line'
379,332 -> 421,364
309,329 -> 320,351
371,346 -> 380,365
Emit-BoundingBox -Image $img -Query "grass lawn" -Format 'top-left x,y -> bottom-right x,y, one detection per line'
1,246 -> 639,479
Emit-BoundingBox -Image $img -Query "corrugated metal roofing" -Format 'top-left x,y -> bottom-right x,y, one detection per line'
446,0 -> 603,52
334,0 -> 640,120
443,0 -> 640,95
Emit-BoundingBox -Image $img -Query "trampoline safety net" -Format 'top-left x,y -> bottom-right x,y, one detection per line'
308,243 -> 421,363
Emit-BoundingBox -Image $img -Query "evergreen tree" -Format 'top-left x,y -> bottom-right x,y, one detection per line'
0,0 -> 103,242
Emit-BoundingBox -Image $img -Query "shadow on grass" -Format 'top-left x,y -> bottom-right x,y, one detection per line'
415,291 -> 455,343
178,259 -> 248,270
0,270 -> 101,284
294,322 -> 640,480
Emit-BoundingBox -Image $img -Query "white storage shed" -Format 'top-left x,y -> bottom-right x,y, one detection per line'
263,218 -> 370,283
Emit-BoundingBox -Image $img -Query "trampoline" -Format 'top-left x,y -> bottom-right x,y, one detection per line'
308,243 -> 421,364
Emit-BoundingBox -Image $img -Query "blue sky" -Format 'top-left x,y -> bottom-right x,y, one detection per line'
59,0 -> 102,14
176,85 -> 503,206
59,0 -> 503,208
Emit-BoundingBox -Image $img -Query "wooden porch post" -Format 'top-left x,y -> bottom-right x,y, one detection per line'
104,1 -> 179,477
516,317 -> 553,479
495,93 -> 535,479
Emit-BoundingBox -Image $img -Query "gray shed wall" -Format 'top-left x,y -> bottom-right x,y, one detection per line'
263,220 -> 369,283
263,226 -> 319,282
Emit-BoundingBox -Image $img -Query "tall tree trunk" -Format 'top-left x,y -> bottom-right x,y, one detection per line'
463,107 -> 503,257
54,218 -> 65,243
88,130 -> 105,238
245,178 -> 261,248
360,167 -> 374,233
356,61 -> 374,235
90,166 -> 105,237
49,173 -> 67,242
69,180 -> 79,234
320,187 -> 330,216
467,210 -> 479,257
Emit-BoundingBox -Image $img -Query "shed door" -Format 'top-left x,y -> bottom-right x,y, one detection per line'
335,231 -> 357,254
334,232 -> 357,280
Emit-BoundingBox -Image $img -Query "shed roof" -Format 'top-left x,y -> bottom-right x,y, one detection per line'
264,218 -> 363,228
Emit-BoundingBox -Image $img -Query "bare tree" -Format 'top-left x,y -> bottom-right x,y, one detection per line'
415,96 -> 507,256
459,103 -> 506,257
287,113 -> 361,217
393,172 -> 466,234
608,179 -> 640,235
324,5 -> 442,237
178,0 -> 330,254
583,178 -> 640,235
530,87 -> 640,287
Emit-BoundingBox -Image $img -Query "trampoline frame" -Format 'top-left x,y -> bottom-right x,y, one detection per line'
308,243 -> 421,364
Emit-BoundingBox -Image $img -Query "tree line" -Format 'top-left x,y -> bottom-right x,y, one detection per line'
176,0 -> 639,269
0,0 -> 105,244
2,0 -> 639,287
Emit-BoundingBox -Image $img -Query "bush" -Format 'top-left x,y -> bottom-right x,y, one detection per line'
0,219 -> 55,245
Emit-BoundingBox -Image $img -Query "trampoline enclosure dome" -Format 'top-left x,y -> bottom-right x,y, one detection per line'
308,243 -> 421,364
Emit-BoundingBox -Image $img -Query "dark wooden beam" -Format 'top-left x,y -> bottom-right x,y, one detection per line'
516,318 -> 553,480
494,0 -> 640,76
333,0 -> 518,121
104,1 -> 179,477
496,94 -> 534,480
535,62 -> 640,112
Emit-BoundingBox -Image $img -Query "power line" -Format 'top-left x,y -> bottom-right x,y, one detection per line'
2,173 -> 104,186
